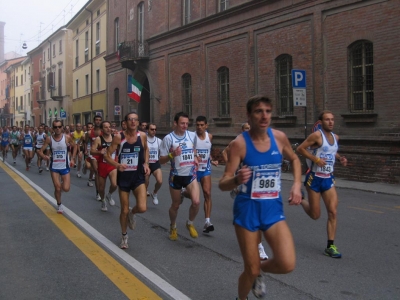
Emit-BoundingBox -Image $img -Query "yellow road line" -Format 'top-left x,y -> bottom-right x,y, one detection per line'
366,204 -> 399,212
0,161 -> 161,300
347,206 -> 384,214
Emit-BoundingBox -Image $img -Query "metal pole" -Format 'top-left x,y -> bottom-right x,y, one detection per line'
304,106 -> 307,140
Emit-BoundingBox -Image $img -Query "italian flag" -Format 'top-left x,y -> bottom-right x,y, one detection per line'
127,75 -> 143,103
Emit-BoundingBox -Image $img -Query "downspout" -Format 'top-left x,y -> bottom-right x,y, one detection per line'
85,7 -> 93,115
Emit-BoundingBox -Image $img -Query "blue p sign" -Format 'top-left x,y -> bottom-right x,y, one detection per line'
291,70 -> 306,88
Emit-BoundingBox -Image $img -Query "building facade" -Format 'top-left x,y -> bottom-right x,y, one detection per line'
67,0 -> 107,125
28,46 -> 43,128
106,0 -> 400,183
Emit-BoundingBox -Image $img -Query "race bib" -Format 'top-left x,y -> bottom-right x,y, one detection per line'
197,149 -> 210,171
25,138 -> 32,144
250,168 -> 281,199
120,153 -> 138,171
179,149 -> 194,167
149,148 -> 158,163
53,150 -> 67,163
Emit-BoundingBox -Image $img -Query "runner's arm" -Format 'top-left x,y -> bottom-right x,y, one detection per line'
104,133 -> 121,169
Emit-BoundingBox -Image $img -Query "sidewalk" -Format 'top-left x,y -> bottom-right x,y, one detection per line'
281,173 -> 400,196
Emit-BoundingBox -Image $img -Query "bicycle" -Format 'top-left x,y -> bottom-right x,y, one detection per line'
281,143 -> 309,174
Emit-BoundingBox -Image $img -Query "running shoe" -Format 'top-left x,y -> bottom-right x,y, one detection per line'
96,193 -> 101,201
203,221 -> 214,233
324,245 -> 342,258
76,172 -> 81,178
106,193 -> 115,206
127,209 -> 136,230
101,200 -> 107,212
151,192 -> 159,205
46,167 -> 49,171
186,222 -> 198,238
169,227 -> 178,241
252,275 -> 267,299
180,188 -> 186,204
147,190 -> 150,196
57,204 -> 64,214
120,235 -> 129,249
13,160 -> 16,164
87,180 -> 94,187
39,168 -> 43,174
258,244 -> 269,260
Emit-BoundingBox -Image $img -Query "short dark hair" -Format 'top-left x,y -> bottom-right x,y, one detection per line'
86,122 -> 93,127
124,112 -> 138,122
100,121 -> 110,129
246,95 -> 273,114
196,116 -> 207,123
93,115 -> 102,121
52,119 -> 63,127
318,110 -> 333,121
121,120 -> 127,126
174,111 -> 189,123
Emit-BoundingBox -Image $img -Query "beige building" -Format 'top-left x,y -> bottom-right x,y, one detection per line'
36,26 -> 74,126
67,0 -> 107,125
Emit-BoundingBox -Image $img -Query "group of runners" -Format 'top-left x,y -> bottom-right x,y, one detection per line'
1,95 -> 348,300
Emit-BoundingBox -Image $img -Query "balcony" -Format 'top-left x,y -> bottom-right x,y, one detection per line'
118,40 -> 149,70
50,87 -> 63,101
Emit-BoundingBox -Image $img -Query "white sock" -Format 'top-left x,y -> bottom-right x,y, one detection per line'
205,218 -> 210,223
187,220 -> 193,225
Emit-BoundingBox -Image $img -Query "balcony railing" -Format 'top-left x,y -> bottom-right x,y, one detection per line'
118,40 -> 149,62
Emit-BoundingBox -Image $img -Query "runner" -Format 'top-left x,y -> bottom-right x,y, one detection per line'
219,95 -> 302,300
159,112 -> 200,241
139,121 -> 148,133
296,110 -> 348,258
22,125 -> 34,171
35,125 -> 47,173
90,121 -> 117,212
72,123 -> 85,178
222,122 -> 269,260
1,125 -> 10,160
104,112 -> 150,249
120,120 -> 127,131
145,123 -> 163,205
38,120 -> 77,214
181,116 -> 219,233
9,126 -> 21,164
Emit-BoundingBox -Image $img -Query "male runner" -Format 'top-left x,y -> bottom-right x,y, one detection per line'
182,116 -> 219,233
104,112 -> 150,249
9,126 -> 21,164
139,121 -> 148,133
1,125 -> 10,160
145,123 -> 163,205
296,110 -> 348,258
38,120 -> 77,214
22,125 -> 34,171
91,121 -> 117,212
72,123 -> 85,177
35,125 -> 47,173
219,95 -> 302,300
159,112 -> 200,241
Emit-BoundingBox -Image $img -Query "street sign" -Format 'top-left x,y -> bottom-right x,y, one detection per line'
60,111 -> 67,119
291,69 -> 306,88
95,112 -> 102,117
293,88 -> 307,107
114,105 -> 121,115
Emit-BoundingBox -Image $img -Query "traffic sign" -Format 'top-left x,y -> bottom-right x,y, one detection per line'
293,88 -> 307,107
291,69 -> 306,88
114,105 -> 121,115
60,111 -> 67,119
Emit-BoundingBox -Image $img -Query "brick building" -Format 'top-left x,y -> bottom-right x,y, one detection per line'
106,0 -> 400,183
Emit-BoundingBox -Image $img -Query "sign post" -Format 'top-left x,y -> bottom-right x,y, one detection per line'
291,69 -> 307,139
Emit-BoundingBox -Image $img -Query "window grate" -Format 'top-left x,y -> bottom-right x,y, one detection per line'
218,67 -> 230,117
275,55 -> 293,116
182,74 -> 192,117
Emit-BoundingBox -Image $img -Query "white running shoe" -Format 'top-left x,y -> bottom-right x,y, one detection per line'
146,190 -> 150,196
46,167 -> 49,171
258,244 -> 269,260
106,193 -> 115,206
101,200 -> 108,212
203,221 -> 215,233
96,193 -> 101,201
252,274 -> 267,299
151,192 -> 159,205
127,208 -> 136,230
57,204 -> 64,214
120,235 -> 129,249
76,172 -> 81,178
87,180 -> 94,187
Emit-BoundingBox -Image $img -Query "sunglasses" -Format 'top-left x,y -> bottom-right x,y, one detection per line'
53,126 -> 63,129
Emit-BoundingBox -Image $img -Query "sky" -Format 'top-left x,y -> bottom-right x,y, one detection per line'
1,0 -> 89,56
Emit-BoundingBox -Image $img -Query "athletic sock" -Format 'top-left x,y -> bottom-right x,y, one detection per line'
327,240 -> 334,248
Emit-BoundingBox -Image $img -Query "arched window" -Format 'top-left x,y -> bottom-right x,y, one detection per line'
114,18 -> 119,52
182,73 -> 192,117
275,54 -> 293,115
138,2 -> 144,44
348,40 -> 374,112
217,67 -> 230,117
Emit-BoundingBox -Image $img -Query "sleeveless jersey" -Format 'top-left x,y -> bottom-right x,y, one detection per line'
72,130 -> 84,144
310,130 -> 338,178
98,135 -> 116,163
160,130 -> 197,176
50,134 -> 69,170
117,132 -> 145,172
196,131 -> 212,172
36,132 -> 46,149
1,131 -> 10,143
23,132 -> 33,148
147,136 -> 162,164
10,131 -> 20,144
237,128 -> 283,200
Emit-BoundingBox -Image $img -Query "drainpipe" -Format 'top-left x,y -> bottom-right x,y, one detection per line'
85,7 -> 93,116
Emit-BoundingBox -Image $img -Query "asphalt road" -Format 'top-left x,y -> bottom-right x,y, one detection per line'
0,154 -> 399,300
